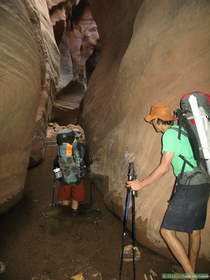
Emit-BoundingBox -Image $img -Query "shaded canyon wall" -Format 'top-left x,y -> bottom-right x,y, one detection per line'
0,0 -> 59,213
82,0 -> 210,265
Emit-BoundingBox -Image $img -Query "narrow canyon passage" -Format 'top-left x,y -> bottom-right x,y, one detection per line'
1,0 -> 210,278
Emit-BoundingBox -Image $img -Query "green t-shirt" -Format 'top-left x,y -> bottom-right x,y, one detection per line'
162,125 -> 198,176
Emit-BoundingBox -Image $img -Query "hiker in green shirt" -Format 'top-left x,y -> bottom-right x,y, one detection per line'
126,103 -> 209,278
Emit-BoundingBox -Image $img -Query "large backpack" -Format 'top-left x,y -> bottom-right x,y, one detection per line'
56,129 -> 89,185
174,91 -> 210,182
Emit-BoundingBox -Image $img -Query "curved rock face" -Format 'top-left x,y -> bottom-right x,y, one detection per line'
1,0 -> 210,267
28,0 -> 60,168
67,1 -> 99,86
0,0 -> 59,212
82,0 -> 210,265
0,0 -> 42,212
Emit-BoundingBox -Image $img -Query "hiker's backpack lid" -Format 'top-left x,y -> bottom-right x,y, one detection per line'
180,91 -> 210,112
56,129 -> 75,145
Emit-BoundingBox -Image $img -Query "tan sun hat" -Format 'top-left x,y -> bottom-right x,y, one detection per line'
144,103 -> 175,122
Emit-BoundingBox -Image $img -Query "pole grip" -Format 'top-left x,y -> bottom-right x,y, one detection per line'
128,162 -> 138,197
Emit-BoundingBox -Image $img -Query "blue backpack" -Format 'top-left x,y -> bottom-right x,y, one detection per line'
56,129 -> 88,185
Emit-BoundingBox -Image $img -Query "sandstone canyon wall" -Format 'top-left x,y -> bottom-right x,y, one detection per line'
0,0 -> 59,213
0,0 -> 210,266
82,0 -> 210,265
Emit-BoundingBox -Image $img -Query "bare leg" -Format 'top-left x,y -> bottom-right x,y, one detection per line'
160,228 -> 195,276
72,199 -> 79,210
62,200 -> 70,206
188,230 -> 201,271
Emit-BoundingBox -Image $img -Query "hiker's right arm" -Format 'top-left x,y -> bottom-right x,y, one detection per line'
126,151 -> 174,191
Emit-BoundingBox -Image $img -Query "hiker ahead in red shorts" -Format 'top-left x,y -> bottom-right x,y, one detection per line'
53,127 -> 92,215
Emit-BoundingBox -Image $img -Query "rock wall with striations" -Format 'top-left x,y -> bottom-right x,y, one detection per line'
0,0 -> 59,213
82,0 -> 210,266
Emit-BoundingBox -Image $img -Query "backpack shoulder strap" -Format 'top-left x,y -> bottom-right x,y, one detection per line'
178,154 -> 195,179
170,127 -> 188,138
72,141 -> 81,167
170,127 -> 195,178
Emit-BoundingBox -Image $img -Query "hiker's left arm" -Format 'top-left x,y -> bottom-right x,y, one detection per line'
126,152 -> 174,191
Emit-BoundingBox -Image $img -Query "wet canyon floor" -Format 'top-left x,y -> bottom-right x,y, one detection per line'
0,144 -> 179,280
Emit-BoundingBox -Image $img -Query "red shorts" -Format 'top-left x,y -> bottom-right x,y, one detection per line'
57,180 -> 85,202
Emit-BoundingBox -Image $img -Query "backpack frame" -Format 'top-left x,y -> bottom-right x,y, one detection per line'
174,91 -> 210,181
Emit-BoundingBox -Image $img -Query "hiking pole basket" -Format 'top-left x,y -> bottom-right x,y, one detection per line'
119,162 -> 138,280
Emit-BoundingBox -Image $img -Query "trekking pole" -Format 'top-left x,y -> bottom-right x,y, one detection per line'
119,188 -> 131,280
119,162 -> 137,280
131,190 -> 137,280
51,167 -> 62,207
129,162 -> 138,280
51,178 -> 57,207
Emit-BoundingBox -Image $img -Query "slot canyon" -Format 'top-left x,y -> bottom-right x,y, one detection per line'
0,0 -> 210,279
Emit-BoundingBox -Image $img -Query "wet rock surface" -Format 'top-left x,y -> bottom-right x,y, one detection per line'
0,144 -> 175,280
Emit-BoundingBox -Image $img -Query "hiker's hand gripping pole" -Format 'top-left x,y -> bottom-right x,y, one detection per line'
126,163 -> 141,193
128,162 -> 138,197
